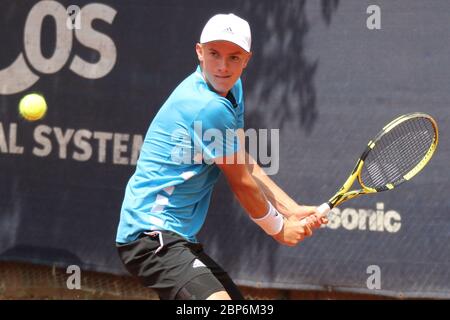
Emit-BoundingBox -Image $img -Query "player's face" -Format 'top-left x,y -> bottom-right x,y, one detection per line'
196,41 -> 252,97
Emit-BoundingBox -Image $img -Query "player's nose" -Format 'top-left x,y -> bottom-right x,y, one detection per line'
217,58 -> 228,72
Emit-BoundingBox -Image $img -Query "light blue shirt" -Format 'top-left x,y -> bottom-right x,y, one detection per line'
116,66 -> 245,243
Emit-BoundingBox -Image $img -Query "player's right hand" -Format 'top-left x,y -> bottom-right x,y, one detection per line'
286,205 -> 329,228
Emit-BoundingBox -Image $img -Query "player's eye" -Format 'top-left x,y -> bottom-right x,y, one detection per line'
230,56 -> 241,62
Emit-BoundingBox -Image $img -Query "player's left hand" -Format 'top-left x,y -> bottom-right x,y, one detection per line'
290,205 -> 329,228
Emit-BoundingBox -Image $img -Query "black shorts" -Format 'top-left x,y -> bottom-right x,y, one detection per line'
116,230 -> 244,300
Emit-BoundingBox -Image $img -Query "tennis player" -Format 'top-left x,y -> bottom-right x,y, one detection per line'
116,13 -> 327,300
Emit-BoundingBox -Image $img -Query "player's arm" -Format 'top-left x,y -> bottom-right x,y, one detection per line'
215,152 -> 316,245
214,151 -> 269,220
245,152 -> 300,218
236,129 -> 323,223
244,152 -> 320,220
215,129 -> 324,245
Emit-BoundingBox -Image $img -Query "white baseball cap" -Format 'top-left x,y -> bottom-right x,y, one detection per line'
200,13 -> 251,53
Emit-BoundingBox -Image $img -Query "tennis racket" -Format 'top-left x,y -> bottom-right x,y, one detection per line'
308,112 -> 439,223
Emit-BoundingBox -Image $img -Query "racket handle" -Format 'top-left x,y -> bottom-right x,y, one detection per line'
299,202 -> 331,227
317,202 -> 331,217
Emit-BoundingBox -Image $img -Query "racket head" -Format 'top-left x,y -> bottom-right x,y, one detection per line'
326,113 -> 438,210
358,112 -> 438,191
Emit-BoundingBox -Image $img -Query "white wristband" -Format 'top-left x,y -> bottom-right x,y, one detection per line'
251,202 -> 284,235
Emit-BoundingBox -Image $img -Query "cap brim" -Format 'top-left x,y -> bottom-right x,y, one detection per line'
200,36 -> 250,53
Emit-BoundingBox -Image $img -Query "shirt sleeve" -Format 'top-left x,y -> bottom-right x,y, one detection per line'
190,99 -> 240,164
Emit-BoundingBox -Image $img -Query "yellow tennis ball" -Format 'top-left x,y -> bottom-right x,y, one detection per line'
19,93 -> 47,121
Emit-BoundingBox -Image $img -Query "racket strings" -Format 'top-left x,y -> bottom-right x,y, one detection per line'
361,117 -> 435,189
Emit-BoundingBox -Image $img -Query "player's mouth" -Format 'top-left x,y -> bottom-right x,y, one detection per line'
214,75 -> 231,79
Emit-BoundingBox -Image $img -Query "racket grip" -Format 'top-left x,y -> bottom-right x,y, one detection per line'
299,203 -> 331,227
317,202 -> 331,217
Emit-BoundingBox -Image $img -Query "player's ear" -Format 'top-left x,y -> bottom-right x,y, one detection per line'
195,43 -> 204,62
242,52 -> 252,68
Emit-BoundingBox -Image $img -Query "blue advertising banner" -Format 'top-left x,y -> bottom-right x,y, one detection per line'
1,0 -> 449,298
